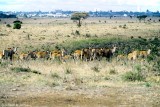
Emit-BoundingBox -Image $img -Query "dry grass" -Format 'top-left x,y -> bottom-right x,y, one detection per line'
0,17 -> 160,51
0,59 -> 153,87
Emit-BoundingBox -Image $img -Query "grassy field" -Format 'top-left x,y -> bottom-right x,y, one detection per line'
0,17 -> 160,106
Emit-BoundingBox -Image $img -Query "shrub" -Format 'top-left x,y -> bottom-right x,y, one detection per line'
58,36 -> 160,56
91,66 -> 100,73
145,82 -> 151,87
51,72 -> 60,79
6,24 -> 11,27
74,78 -> 83,85
85,33 -> 91,38
122,64 -> 145,81
0,62 -> 9,68
11,67 -> 31,72
75,30 -> 80,35
13,22 -> 21,29
122,71 -> 145,82
65,68 -> 72,74
119,25 -> 122,28
152,59 -> 160,76
11,67 -> 41,74
47,81 -> 59,87
32,70 -> 41,74
147,55 -> 154,62
123,24 -> 127,29
13,20 -> 22,24
104,76 -> 110,80
109,69 -> 117,74
51,82 -> 59,87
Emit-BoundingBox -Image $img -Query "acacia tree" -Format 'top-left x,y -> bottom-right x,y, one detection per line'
137,15 -> 147,22
71,12 -> 89,27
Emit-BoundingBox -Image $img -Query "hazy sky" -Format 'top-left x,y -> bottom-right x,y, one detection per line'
0,0 -> 160,12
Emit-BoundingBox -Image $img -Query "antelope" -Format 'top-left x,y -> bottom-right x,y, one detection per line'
50,50 -> 64,61
3,47 -> 18,61
139,49 -> 151,58
101,46 -> 117,61
19,52 -> 30,60
0,51 -> 3,61
73,49 -> 82,60
35,51 -> 50,60
81,48 -> 92,61
90,48 -> 103,61
127,50 -> 139,60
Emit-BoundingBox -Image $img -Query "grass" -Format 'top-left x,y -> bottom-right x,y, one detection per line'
0,17 -> 160,89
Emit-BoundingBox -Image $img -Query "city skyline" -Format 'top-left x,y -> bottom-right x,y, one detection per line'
0,0 -> 160,12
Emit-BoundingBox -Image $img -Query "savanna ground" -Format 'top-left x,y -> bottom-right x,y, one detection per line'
0,17 -> 160,107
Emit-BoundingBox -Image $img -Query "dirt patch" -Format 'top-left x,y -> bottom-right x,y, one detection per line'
1,86 -> 160,107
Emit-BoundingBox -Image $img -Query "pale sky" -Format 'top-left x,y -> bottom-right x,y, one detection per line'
0,0 -> 160,12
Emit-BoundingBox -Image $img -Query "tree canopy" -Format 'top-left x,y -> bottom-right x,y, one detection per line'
137,15 -> 147,22
71,12 -> 89,20
71,12 -> 89,27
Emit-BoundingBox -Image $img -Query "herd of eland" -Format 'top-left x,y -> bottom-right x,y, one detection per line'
0,46 -> 151,63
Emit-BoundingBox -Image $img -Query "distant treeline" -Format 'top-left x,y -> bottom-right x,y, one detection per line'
0,13 -> 16,18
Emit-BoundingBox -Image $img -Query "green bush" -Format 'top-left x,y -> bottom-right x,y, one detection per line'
11,67 -> 41,74
122,65 -> 145,82
60,37 -> 122,53
122,71 -> 145,82
11,67 -> 30,72
152,59 -> 160,75
6,24 -> 11,27
13,20 -> 22,24
13,22 -> 21,29
145,82 -> 151,87
44,36 -> 160,58
122,65 -> 144,82
0,62 -> 9,68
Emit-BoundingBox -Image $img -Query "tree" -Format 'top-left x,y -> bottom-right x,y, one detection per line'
71,12 -> 89,27
13,23 -> 21,29
13,20 -> 22,29
137,15 -> 147,22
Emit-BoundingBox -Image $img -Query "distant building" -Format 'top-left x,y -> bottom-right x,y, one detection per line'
123,14 -> 127,17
